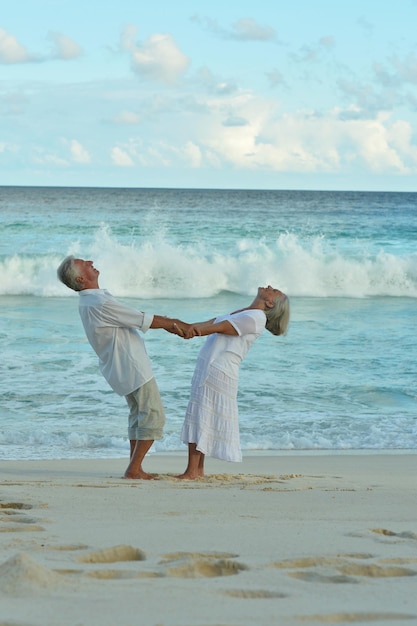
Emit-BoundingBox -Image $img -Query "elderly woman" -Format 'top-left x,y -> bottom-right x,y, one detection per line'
178,285 -> 290,480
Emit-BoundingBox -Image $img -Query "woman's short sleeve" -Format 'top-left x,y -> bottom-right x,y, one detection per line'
228,310 -> 266,336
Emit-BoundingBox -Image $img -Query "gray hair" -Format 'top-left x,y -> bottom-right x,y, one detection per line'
265,293 -> 290,336
57,255 -> 82,291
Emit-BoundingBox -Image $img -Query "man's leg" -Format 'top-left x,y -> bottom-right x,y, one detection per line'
129,440 -> 136,459
177,443 -> 205,480
124,440 -> 155,479
124,379 -> 165,479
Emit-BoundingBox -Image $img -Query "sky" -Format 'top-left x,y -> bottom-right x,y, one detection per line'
1,0 -> 417,191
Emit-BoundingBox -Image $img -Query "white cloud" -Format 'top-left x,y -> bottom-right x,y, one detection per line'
388,120 -> 417,163
222,115 -> 248,127
197,97 -> 416,174
112,111 -> 142,125
346,114 -> 414,173
108,138 -> 202,169
293,36 -> 335,64
0,28 -> 31,63
356,16 -> 374,36
120,24 -> 137,51
0,141 -> 18,154
32,151 -> 69,167
0,90 -> 28,115
0,27 -> 82,64
336,52 -> 417,122
266,68 -> 286,88
121,26 -> 189,84
48,32 -> 83,60
376,53 -> 417,87
111,147 -> 134,166
182,141 -> 202,167
231,18 -> 277,42
140,145 -> 171,167
67,139 -> 91,164
196,66 -> 238,95
191,15 -> 277,42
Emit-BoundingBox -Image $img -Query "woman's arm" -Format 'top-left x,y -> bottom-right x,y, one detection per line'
189,318 -> 216,329
195,319 -> 238,337
172,317 -> 238,339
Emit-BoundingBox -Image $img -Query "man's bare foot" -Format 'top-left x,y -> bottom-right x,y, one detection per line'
123,470 -> 157,480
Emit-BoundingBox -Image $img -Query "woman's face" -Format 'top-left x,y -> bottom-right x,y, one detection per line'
257,285 -> 285,308
259,285 -> 284,300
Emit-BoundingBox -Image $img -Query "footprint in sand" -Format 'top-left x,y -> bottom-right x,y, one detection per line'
0,502 -> 44,533
273,556 -> 360,583
296,611 -> 417,622
72,545 -> 148,580
336,563 -> 417,578
371,528 -> 417,541
0,502 -> 33,511
160,551 -> 248,578
289,571 -> 358,584
50,543 -> 90,552
271,553 -> 417,584
85,569 -> 160,580
77,544 -> 146,564
0,553 -> 65,595
223,589 -> 287,599
79,548 -> 247,580
380,557 -> 417,565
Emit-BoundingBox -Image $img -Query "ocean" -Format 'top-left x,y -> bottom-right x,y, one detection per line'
1,186 -> 416,460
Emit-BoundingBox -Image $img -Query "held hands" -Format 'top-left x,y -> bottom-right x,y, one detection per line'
152,315 -> 200,338
171,320 -> 200,339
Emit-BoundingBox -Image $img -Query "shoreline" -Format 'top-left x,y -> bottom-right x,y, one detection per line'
2,446 -> 416,463
1,453 -> 416,625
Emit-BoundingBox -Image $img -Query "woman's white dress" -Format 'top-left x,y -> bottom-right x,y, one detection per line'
181,309 -> 266,462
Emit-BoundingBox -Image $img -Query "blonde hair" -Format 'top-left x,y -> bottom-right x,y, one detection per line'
57,255 -> 82,291
265,293 -> 290,336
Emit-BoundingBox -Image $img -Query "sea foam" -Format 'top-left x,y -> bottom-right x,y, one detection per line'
1,226 -> 416,298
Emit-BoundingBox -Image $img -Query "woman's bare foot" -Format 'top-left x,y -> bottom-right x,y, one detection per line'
178,444 -> 205,479
176,471 -> 204,480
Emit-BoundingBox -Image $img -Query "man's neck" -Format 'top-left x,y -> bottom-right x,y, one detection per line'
81,284 -> 100,291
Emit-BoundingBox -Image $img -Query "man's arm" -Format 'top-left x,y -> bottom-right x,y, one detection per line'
150,315 -> 198,338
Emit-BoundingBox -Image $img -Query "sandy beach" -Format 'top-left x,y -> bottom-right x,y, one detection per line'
0,452 -> 416,626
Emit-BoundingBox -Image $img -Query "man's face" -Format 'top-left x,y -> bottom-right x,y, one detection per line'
73,258 -> 99,286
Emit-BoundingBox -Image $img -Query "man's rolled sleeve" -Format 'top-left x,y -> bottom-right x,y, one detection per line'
140,312 -> 154,333
100,299 -> 154,333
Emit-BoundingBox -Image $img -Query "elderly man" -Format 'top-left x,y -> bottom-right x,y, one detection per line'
57,255 -> 195,479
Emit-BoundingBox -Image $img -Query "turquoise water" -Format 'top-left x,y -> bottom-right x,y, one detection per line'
0,187 -> 416,459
